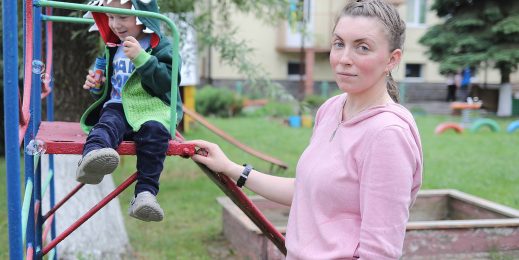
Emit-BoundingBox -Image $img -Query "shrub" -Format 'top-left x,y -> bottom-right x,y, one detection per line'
244,101 -> 295,118
196,86 -> 243,117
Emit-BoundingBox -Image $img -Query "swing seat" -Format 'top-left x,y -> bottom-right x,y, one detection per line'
35,121 -> 195,156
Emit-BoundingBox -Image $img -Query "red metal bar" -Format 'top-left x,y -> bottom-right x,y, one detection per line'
43,183 -> 85,220
42,214 -> 54,244
34,200 -> 40,225
195,163 -> 287,255
20,0 -> 35,144
42,172 -> 137,255
183,106 -> 288,170
41,7 -> 53,99
26,244 -> 34,260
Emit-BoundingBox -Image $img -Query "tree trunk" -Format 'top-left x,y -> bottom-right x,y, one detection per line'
49,3 -> 98,122
42,155 -> 133,259
497,68 -> 512,117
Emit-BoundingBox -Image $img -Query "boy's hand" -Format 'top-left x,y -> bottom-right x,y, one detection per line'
123,36 -> 143,60
83,70 -> 105,90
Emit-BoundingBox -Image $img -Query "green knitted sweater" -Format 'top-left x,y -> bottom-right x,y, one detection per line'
80,0 -> 183,134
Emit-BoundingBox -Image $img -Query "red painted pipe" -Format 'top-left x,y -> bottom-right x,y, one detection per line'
41,6 -> 53,99
42,173 -> 137,255
42,214 -> 54,244
20,0 -> 35,144
43,183 -> 85,220
26,244 -> 34,260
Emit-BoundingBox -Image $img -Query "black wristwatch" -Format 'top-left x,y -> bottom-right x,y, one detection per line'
236,164 -> 253,188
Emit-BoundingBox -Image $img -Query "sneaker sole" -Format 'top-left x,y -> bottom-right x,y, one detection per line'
76,148 -> 119,184
129,205 -> 164,222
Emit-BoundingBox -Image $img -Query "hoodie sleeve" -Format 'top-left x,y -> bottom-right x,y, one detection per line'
358,125 -> 418,259
133,40 -> 177,97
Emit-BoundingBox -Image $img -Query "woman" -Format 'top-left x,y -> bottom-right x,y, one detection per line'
188,0 -> 422,259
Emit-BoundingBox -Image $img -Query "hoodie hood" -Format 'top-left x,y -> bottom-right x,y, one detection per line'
85,0 -> 163,48
337,94 -> 423,163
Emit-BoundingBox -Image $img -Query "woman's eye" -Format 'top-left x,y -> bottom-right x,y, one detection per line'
357,45 -> 369,52
332,42 -> 344,49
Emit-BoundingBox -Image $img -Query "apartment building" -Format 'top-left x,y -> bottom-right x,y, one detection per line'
199,0 -> 517,103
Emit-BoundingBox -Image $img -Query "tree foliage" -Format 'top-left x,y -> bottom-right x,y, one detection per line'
1,0 -> 293,126
159,0 -> 294,101
420,0 -> 519,83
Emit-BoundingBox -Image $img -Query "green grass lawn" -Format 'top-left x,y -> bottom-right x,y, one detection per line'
1,115 -> 518,258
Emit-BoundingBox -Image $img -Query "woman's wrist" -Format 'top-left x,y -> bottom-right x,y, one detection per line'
224,162 -> 243,181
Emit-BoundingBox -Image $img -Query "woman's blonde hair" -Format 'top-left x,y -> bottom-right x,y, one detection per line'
334,0 -> 406,103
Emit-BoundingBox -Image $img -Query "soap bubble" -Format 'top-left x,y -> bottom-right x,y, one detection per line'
25,139 -> 47,155
41,73 -> 52,84
32,60 -> 46,74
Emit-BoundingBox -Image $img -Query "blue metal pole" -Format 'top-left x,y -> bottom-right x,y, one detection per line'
46,53 -> 58,260
2,0 -> 23,258
33,3 -> 44,257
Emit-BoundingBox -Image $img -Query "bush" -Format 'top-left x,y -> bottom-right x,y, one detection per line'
302,95 -> 328,110
244,101 -> 295,118
195,86 -> 243,117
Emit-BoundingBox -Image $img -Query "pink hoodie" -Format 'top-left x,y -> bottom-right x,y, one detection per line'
286,94 -> 423,259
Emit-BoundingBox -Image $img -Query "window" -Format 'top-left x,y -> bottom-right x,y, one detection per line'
288,62 -> 305,79
407,0 -> 427,25
405,63 -> 423,79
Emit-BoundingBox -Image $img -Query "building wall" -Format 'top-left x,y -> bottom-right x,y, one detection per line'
199,0 -> 518,99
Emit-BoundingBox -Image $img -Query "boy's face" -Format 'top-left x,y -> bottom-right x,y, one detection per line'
105,1 -> 145,41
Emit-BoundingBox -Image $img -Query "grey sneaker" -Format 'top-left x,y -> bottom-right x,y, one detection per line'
128,191 -> 164,222
76,148 -> 120,184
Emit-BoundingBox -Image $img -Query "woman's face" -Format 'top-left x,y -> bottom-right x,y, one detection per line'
330,16 -> 400,96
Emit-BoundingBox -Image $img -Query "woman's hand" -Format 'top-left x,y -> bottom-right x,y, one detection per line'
123,36 -> 143,60
186,140 -> 237,174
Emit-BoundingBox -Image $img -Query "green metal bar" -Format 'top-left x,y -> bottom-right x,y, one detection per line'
48,248 -> 56,260
41,169 -> 54,197
34,0 -> 180,136
22,179 -> 34,243
41,14 -> 94,24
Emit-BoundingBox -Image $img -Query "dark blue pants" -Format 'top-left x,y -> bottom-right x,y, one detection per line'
83,103 -> 170,196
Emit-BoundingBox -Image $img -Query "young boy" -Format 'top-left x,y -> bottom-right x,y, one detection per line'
78,0 -> 183,222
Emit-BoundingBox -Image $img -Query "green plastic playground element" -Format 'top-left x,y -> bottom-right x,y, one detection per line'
469,118 -> 501,133
35,0 -> 180,136
41,15 -> 94,24
41,169 -> 54,197
21,179 -> 34,243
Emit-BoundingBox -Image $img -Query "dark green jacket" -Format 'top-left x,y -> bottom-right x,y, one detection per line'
80,0 -> 183,133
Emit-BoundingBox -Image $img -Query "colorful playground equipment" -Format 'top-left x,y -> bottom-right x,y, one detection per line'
3,1 -> 286,259
507,120 -> 519,133
469,118 -> 501,133
435,100 -> 501,135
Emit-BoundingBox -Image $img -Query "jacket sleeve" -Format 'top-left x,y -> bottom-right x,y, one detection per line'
132,40 -> 177,97
358,126 -> 418,259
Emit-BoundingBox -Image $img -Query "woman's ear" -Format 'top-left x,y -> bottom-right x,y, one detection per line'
386,49 -> 402,72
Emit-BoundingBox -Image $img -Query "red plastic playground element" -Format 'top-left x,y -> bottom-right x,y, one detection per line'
435,122 -> 464,135
36,121 -> 196,156
183,106 -> 289,171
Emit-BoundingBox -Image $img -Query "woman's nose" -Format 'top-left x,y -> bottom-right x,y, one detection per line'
339,48 -> 353,65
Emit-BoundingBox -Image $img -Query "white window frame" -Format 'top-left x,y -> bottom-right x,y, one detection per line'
407,0 -> 427,27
